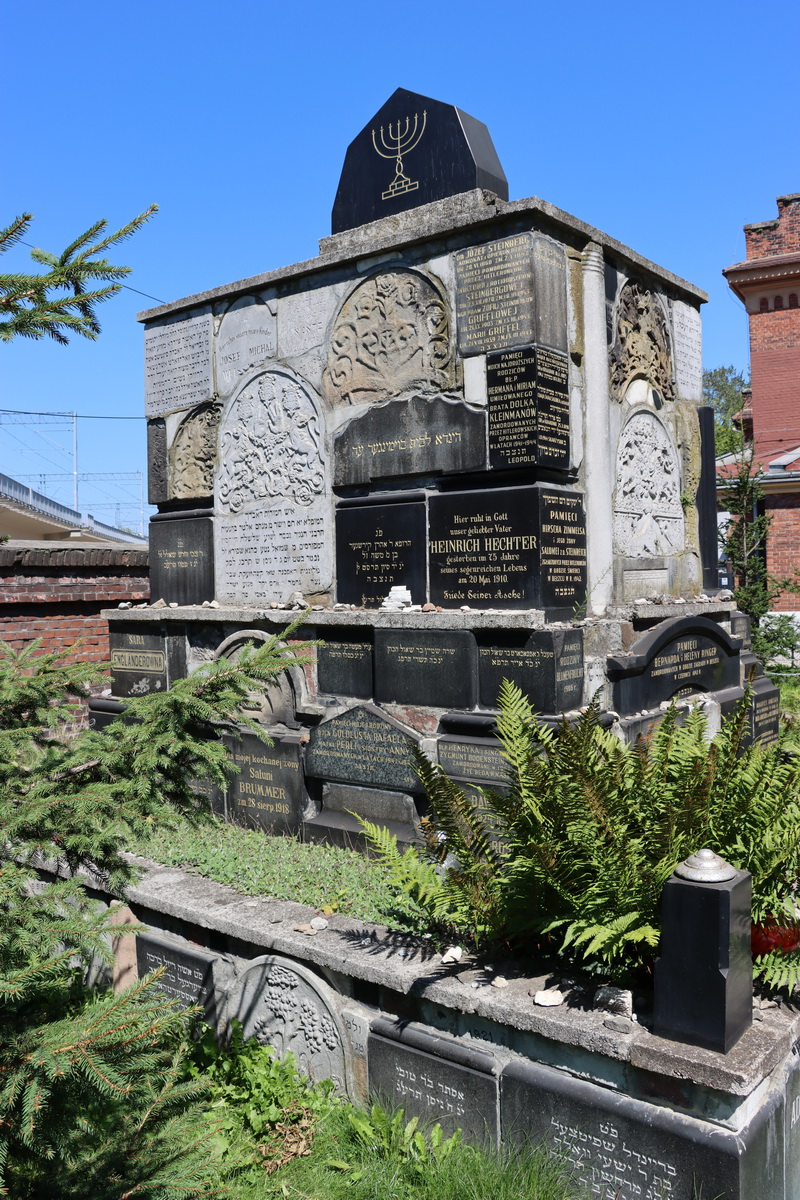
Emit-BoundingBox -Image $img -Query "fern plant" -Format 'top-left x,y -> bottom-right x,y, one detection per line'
0,624 -> 314,1197
362,681 -> 800,990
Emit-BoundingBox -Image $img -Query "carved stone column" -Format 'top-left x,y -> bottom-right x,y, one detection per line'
581,242 -> 614,614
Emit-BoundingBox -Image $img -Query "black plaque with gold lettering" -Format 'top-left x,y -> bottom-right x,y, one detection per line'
608,617 -> 742,715
336,500 -> 426,607
225,729 -> 306,835
477,629 -> 584,713
149,514 -> 214,605
487,346 -> 569,470
751,676 -> 780,747
110,628 -> 168,698
428,484 -> 586,613
374,629 -> 478,708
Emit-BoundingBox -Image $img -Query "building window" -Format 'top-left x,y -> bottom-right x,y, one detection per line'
760,297 -> 769,312
775,295 -> 784,311
790,293 -> 798,309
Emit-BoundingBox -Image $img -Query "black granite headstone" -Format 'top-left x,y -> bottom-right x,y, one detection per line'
136,931 -> 218,1011
225,729 -> 306,835
697,406 -> 722,593
487,345 -> 570,471
334,395 -> 487,485
437,736 -> 507,784
336,499 -> 426,607
147,418 -> 168,504
374,629 -> 477,708
110,628 -> 168,698
454,234 -> 568,357
608,617 -> 742,715
317,634 -> 373,699
730,613 -> 752,649
477,629 -> 584,712
428,484 -> 587,613
751,676 -> 780,747
369,1017 -> 499,1144
149,513 -> 214,605
331,88 -> 508,235
305,704 -> 420,792
501,1058 -> 783,1200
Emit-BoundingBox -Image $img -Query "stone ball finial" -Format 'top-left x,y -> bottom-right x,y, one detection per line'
674,848 -> 737,882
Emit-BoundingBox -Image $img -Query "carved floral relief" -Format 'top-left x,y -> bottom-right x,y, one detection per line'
609,280 -> 675,405
169,402 -> 221,499
217,370 -> 324,515
613,411 -> 684,558
323,270 -> 453,406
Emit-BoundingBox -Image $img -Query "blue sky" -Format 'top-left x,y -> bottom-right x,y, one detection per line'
1,0 -> 797,531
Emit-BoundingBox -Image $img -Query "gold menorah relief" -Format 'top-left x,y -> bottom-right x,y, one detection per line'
371,110 -> 427,200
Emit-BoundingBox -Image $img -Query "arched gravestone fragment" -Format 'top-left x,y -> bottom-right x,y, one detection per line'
331,87 -> 508,234
224,955 -> 351,1096
607,616 -> 742,715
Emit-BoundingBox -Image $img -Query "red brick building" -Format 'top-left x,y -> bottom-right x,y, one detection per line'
723,193 -> 800,610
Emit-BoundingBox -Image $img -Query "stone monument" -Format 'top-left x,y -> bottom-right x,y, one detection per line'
102,84 -> 776,843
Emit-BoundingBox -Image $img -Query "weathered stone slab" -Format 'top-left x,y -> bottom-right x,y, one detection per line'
305,705 -> 420,792
317,635 -> 373,699
215,295 -> 276,396
730,613 -> 752,649
477,629 -> 584,712
428,484 -> 587,612
671,300 -> 703,402
369,1017 -> 499,1143
214,369 -> 332,604
225,729 -> 306,835
321,781 -> 417,825
613,410 -> 684,560
144,308 -> 213,418
334,395 -> 486,485
501,1058 -> 783,1200
454,234 -> 567,357
487,345 -> 569,471
224,955 -> 351,1094
374,629 -> 477,708
147,418 -> 168,504
136,931 -> 224,1015
751,676 -> 780,747
335,500 -> 426,607
608,617 -> 742,715
331,87 -> 507,234
149,515 -> 215,605
169,402 -> 221,501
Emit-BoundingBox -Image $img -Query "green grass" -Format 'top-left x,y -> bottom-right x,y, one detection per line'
127,812 -> 428,933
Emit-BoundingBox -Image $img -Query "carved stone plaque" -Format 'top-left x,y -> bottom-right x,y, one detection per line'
225,955 -> 349,1094
609,281 -> 675,404
215,369 -> 332,604
216,296 -> 277,396
306,704 -> 420,792
144,308 -> 213,418
169,402 -> 221,500
613,412 -> 684,558
322,271 -> 453,406
671,300 -> 703,402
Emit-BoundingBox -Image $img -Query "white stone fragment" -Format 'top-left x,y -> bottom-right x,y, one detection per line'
533,986 -> 567,1007
441,945 -> 463,964
310,916 -> 329,931
491,975 -> 509,989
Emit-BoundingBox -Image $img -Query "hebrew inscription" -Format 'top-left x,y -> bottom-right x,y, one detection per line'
613,412 -> 684,558
144,309 -> 213,417
323,271 -> 452,406
169,402 -> 221,499
551,1116 -> 678,1199
215,369 -> 332,603
609,281 -> 675,404
671,301 -> 703,402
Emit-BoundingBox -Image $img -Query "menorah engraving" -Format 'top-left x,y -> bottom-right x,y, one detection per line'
371,110 -> 427,200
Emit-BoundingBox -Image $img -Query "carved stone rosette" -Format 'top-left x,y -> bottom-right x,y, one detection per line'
613,411 -> 684,558
217,370 -> 324,515
609,280 -> 675,404
169,402 -> 221,499
224,955 -> 349,1094
323,270 -> 453,406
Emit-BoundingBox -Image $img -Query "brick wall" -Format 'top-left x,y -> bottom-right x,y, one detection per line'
0,544 -> 149,662
745,194 -> 800,258
765,494 -> 800,610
